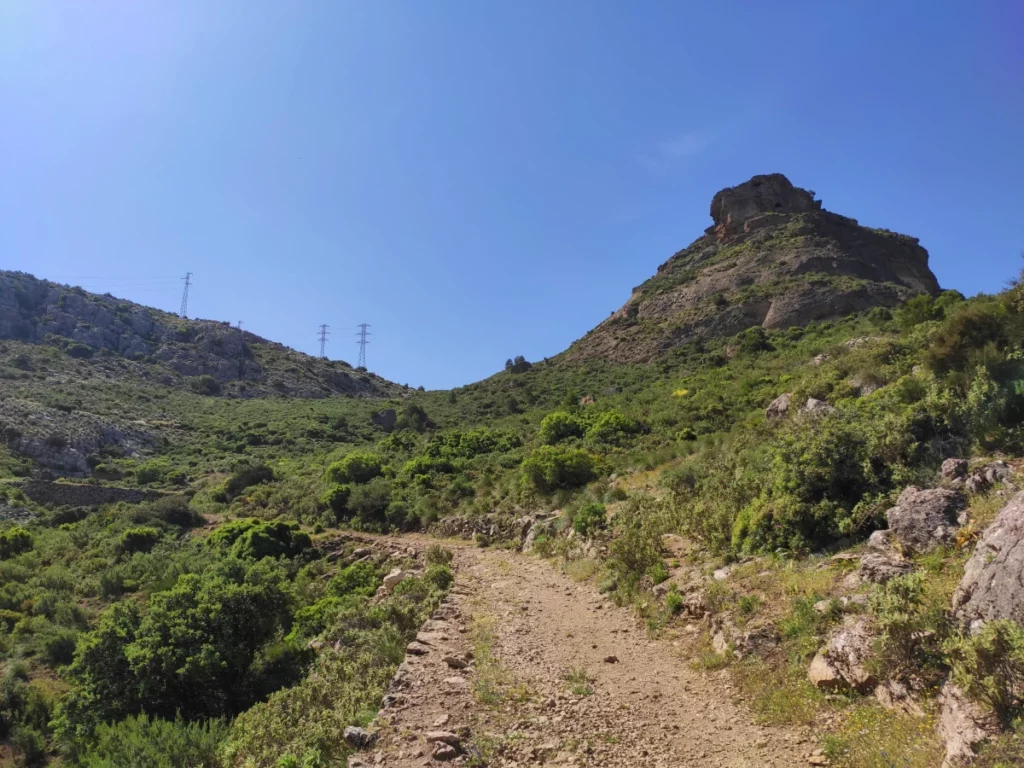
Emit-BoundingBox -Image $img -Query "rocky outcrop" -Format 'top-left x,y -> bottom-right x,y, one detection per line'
431,513 -> 539,547
709,173 -> 821,238
886,486 -> 965,554
765,393 -> 792,421
952,492 -> 1024,629
562,174 -> 940,364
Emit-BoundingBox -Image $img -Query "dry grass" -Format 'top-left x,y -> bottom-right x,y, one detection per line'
563,557 -> 601,582
470,613 -> 531,706
733,658 -> 830,726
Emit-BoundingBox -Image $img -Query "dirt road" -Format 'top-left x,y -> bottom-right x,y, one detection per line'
363,544 -> 813,767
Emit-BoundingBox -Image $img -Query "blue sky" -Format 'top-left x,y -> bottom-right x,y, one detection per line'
2,2 -> 1022,389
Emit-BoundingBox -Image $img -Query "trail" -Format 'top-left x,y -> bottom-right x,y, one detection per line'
360,542 -> 814,767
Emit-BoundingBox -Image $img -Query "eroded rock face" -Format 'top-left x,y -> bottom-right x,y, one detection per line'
709,173 -> 822,237
886,486 -> 965,554
952,491 -> 1024,628
938,681 -> 1001,767
564,174 -> 940,365
765,393 -> 792,421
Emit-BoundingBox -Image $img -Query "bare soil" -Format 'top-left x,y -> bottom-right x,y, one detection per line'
361,542 -> 815,767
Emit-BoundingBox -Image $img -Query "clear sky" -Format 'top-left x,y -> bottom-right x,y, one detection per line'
2,2 -> 1022,389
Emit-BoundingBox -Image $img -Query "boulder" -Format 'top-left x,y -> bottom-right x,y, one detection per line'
938,681 -> 1001,767
858,552 -> 914,584
343,726 -> 378,749
886,486 -> 965,554
800,398 -> 837,417
866,529 -> 895,552
808,616 -> 876,693
941,458 -> 968,482
371,409 -> 397,430
952,491 -> 1024,628
874,679 -> 925,717
382,568 -> 406,593
765,393 -> 792,421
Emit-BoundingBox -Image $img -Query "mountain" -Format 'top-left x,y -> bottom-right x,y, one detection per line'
0,271 -> 406,400
564,173 -> 940,363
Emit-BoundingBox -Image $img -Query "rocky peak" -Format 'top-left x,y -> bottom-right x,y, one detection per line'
709,173 -> 822,238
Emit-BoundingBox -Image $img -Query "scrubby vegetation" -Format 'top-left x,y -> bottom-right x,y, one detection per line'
2,263 -> 1024,764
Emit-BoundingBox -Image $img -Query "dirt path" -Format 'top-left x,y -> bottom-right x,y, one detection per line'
362,545 -> 813,767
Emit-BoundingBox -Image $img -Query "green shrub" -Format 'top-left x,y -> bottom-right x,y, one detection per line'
345,477 -> 392,529
572,503 -> 607,538
321,483 -> 351,517
119,527 -> 161,555
539,411 -> 586,444
0,527 -> 33,559
208,519 -> 311,560
424,564 -> 454,592
11,723 -> 46,766
520,446 -> 597,492
80,714 -> 228,768
586,411 -> 642,445
666,589 -> 684,615
425,544 -> 454,566
870,572 -> 947,681
328,561 -> 380,598
224,462 -> 274,500
43,628 -> 79,666
326,452 -> 384,485
945,620 -> 1024,720
188,375 -> 222,396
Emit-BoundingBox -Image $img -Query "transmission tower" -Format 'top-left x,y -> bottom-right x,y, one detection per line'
237,321 -> 243,330
179,272 -> 193,318
355,323 -> 371,368
318,324 -> 330,359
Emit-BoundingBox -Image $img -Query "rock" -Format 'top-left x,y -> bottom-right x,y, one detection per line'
886,486 -> 965,554
709,173 -> 821,237
711,631 -> 730,655
431,743 -> 459,761
682,592 -> 708,618
443,655 -> 468,670
952,491 -> 1024,628
808,654 -> 844,691
382,568 -> 406,593
425,731 -> 461,748
712,566 -> 732,581
874,679 -> 925,717
406,641 -> 431,656
343,726 -> 378,749
735,625 -> 781,657
603,655 -> 619,664
352,548 -> 371,557
811,354 -> 831,366
857,552 -> 914,584
941,459 -> 969,481
801,398 -> 837,416
371,408 -> 397,430
938,681 -> 1001,767
866,529 -> 896,552
808,756 -> 829,766
809,616 -> 877,693
765,393 -> 792,421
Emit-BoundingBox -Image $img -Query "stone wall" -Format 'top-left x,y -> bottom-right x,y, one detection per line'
8,480 -> 174,507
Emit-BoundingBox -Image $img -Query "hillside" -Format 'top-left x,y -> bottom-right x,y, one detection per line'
566,174 -> 940,363
2,187 -> 1024,767
0,271 -> 406,400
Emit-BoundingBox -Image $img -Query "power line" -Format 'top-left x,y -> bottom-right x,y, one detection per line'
179,272 -> 192,318
318,324 -> 330,359
355,323 -> 371,368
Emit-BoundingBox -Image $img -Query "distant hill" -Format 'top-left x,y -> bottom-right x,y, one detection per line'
564,173 -> 941,363
0,271 -> 406,400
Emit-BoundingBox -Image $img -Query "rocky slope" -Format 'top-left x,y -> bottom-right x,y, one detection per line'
565,173 -> 941,363
0,271 -> 406,399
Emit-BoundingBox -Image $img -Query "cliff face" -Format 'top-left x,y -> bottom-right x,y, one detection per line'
0,271 -> 405,399
565,174 -> 940,363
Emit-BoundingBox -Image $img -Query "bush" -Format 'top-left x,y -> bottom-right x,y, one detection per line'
520,446 -> 597,493
188,375 -> 222,396
539,411 -> 586,444
80,714 -> 228,768
586,412 -> 642,446
425,544 -> 454,566
326,452 -> 383,485
208,519 -> 311,560
0,527 -> 33,559
11,724 -> 46,766
43,629 -> 79,666
666,589 -> 684,615
572,503 -> 607,538
870,572 -> 947,681
321,484 -> 351,518
119,527 -> 161,555
345,477 -> 392,529
945,620 -> 1024,720
224,463 -> 274,500
328,561 -> 380,598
